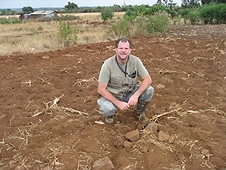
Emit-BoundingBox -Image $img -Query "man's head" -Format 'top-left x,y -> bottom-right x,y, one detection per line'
115,38 -> 132,48
115,38 -> 132,63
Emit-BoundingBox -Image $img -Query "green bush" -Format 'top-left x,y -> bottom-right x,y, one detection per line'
58,21 -> 78,47
123,9 -> 136,21
213,4 -> 226,24
146,4 -> 176,18
130,17 -> 150,37
199,4 -> 215,24
178,8 -> 197,24
146,4 -> 167,15
187,10 -> 200,25
107,12 -> 169,37
146,12 -> 170,34
36,15 -> 80,22
134,5 -> 147,16
178,4 -> 226,25
101,8 -> 114,21
107,19 -> 130,37
0,18 -> 24,24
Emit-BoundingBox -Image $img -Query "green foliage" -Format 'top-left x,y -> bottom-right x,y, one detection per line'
146,4 -> 176,18
107,11 -> 169,38
64,2 -> 78,10
178,8 -> 198,24
36,15 -> 80,22
0,18 -> 24,24
178,3 -> 226,24
214,4 -> 226,23
0,9 -> 17,15
201,0 -> 226,4
187,10 -> 200,25
100,8 -> 114,21
130,17 -> 151,37
22,6 -> 34,13
199,3 -> 226,24
107,19 -> 130,37
146,12 -> 170,34
146,4 -> 167,15
58,21 -> 78,47
199,4 -> 215,24
134,5 -> 147,16
123,9 -> 136,21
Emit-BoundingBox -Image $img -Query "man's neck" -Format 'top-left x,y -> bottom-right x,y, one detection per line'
116,55 -> 128,64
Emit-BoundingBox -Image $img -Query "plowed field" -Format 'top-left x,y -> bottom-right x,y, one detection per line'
0,24 -> 225,170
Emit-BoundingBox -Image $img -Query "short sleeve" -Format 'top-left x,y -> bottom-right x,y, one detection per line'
98,62 -> 110,84
137,58 -> 149,78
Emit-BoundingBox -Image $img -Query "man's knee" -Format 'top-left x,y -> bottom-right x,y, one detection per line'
139,86 -> 154,103
97,98 -> 117,116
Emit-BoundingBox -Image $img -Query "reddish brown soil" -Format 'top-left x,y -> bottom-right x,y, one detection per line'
0,25 -> 225,170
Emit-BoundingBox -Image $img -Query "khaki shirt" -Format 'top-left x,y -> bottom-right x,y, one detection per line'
98,55 -> 149,99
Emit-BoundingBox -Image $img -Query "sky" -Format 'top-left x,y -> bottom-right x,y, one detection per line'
0,0 -> 182,9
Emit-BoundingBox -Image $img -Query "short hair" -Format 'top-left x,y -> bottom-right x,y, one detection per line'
115,38 -> 132,48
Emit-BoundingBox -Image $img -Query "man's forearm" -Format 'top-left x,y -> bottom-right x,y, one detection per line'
99,89 -> 120,106
133,76 -> 152,97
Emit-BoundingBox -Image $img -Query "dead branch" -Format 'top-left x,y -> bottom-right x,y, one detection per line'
61,107 -> 89,116
32,94 -> 89,117
21,80 -> 35,87
151,107 -> 182,122
38,77 -> 50,84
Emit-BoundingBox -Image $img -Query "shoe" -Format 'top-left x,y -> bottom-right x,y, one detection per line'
134,112 -> 146,121
105,115 -> 114,124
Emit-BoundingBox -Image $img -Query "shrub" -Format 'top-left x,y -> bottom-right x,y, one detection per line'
213,4 -> 226,24
0,18 -> 24,24
123,9 -> 136,21
58,21 -> 78,47
129,17 -> 150,37
146,12 -> 170,34
101,8 -> 114,21
107,19 -> 130,37
199,4 -> 215,24
146,4 -> 176,18
188,10 -> 200,25
107,11 -> 169,37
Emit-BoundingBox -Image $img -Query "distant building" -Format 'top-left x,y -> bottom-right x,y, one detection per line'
19,10 -> 58,20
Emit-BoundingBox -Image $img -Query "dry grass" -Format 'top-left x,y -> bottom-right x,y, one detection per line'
0,12 -> 125,56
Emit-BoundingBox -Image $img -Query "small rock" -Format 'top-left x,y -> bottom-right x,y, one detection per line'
140,146 -> 149,153
158,131 -> 169,141
125,129 -> 140,142
144,122 -> 159,134
189,121 -> 196,127
92,156 -> 114,170
124,141 -> 133,148
113,136 -> 124,149
136,121 -> 149,130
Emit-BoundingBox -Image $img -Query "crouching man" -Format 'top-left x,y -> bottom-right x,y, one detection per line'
97,38 -> 154,124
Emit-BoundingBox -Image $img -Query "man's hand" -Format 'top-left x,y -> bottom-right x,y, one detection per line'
128,94 -> 138,106
116,101 -> 130,111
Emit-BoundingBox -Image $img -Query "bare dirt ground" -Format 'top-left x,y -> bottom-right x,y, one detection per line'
0,24 -> 225,170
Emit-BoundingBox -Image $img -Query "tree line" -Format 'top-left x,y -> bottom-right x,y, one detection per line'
0,0 -> 225,15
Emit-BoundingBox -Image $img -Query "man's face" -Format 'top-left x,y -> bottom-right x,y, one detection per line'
116,41 -> 131,61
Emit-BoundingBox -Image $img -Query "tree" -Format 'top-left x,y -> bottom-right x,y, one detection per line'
22,6 -> 34,13
182,0 -> 200,7
201,0 -> 226,4
101,8 -> 114,21
65,2 -> 78,10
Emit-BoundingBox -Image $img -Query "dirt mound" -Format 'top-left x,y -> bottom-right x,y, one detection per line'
0,25 -> 225,169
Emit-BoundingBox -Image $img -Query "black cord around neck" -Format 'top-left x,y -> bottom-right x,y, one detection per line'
115,55 -> 137,78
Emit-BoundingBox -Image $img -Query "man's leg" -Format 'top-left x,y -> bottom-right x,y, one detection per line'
135,85 -> 154,121
123,84 -> 154,121
97,97 -> 117,123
